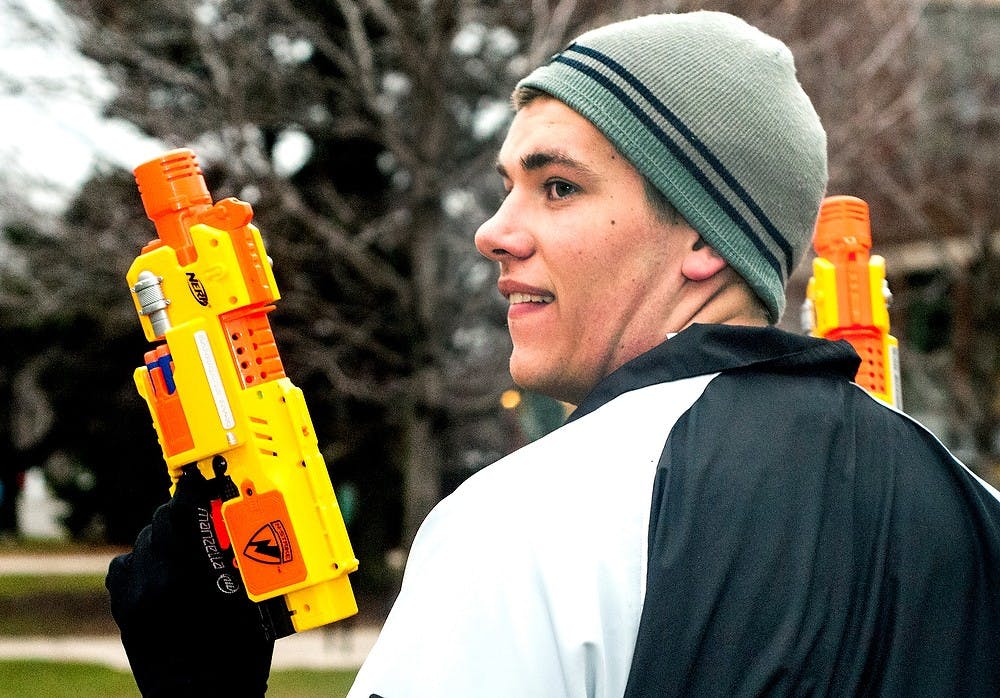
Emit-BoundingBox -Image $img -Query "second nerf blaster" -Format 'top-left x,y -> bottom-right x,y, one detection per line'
127,148 -> 358,638
803,195 -> 902,409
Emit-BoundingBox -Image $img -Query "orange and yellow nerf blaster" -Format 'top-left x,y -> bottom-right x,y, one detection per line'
127,148 -> 358,638
804,195 -> 901,409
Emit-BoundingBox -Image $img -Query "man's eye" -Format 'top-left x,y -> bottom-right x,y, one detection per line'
546,180 -> 578,199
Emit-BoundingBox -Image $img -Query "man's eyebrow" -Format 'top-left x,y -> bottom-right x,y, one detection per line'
494,150 -> 598,179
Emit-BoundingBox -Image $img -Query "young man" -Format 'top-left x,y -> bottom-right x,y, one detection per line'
347,11 -> 1000,697
108,11 -> 1000,697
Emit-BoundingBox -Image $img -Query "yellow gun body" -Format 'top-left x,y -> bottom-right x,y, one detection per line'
127,149 -> 358,636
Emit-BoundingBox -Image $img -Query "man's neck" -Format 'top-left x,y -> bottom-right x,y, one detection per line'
667,271 -> 770,334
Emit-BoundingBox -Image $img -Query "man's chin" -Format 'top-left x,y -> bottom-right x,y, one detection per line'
509,361 -> 581,406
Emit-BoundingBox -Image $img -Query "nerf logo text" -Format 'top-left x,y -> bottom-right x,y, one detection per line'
244,520 -> 294,565
186,272 -> 209,306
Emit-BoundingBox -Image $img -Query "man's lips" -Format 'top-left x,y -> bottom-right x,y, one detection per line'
498,279 -> 555,306
508,292 -> 555,305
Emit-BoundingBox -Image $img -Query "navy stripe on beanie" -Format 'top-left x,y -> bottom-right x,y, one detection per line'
554,50 -> 788,284
562,43 -> 795,275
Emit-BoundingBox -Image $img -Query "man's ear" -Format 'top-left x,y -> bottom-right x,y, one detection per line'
681,238 -> 728,281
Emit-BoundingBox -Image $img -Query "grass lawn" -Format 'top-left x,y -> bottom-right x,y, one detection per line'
0,567 -> 361,695
0,660 -> 357,697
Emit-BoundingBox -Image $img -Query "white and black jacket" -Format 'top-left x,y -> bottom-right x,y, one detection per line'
348,324 -> 1000,698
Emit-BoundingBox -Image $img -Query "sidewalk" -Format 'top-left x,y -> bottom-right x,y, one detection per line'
0,551 -> 120,575
0,551 -> 380,671
0,626 -> 380,671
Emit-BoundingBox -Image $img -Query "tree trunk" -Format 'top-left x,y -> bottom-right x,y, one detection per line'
400,396 -> 442,547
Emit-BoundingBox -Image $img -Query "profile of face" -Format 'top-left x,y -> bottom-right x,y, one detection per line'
475,96 -> 699,405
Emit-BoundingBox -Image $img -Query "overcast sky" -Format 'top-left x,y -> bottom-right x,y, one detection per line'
0,0 -> 161,211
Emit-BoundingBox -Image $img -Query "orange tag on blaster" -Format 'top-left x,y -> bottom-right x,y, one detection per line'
224,488 -> 307,596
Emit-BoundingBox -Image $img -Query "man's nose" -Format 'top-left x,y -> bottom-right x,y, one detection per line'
474,193 -> 534,262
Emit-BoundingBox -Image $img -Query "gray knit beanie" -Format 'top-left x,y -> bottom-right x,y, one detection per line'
516,11 -> 828,322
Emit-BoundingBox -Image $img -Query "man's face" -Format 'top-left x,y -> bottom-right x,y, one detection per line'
475,96 -> 694,404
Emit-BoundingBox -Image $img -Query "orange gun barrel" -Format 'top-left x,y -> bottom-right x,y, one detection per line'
814,195 -> 874,328
806,195 -> 901,409
133,149 -> 213,266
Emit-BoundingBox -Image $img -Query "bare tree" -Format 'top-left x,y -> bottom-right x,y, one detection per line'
40,0 -> 633,550
6,0 -> 997,549
905,0 -> 1000,483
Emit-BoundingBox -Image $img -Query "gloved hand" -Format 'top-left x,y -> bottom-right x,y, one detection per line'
107,467 -> 275,697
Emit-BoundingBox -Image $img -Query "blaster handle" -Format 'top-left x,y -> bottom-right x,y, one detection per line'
129,148 -> 359,635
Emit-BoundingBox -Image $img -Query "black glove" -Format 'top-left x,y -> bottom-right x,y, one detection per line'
107,467 -> 275,697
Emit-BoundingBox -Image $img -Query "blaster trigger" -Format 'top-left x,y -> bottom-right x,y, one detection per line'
211,455 -> 240,502
210,498 -> 232,552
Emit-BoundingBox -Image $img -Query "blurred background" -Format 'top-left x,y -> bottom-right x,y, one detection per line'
0,0 -> 997,610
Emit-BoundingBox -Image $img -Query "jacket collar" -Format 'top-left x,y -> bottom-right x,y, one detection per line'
568,324 -> 860,423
